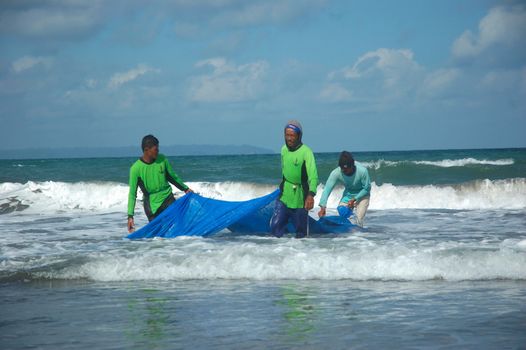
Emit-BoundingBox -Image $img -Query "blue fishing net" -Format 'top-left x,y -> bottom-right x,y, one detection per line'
127,189 -> 357,239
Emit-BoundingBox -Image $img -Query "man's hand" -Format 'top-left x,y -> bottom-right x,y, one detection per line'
185,188 -> 193,194
304,194 -> 314,210
127,217 -> 135,233
318,206 -> 326,217
348,199 -> 356,208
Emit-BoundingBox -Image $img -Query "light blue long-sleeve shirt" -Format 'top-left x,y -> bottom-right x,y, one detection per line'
318,162 -> 371,207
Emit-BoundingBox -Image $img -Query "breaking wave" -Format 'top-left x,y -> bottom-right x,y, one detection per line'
1,178 -> 525,214
2,237 -> 525,282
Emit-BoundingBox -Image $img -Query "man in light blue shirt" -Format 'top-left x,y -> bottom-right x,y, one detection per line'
318,151 -> 371,227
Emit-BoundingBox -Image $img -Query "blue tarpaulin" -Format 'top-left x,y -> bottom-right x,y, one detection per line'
127,190 -> 357,239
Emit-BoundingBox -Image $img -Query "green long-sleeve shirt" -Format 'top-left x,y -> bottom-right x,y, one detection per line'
319,162 -> 371,208
127,154 -> 188,217
279,144 -> 319,209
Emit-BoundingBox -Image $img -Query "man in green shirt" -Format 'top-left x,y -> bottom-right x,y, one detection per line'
270,120 -> 319,238
318,151 -> 371,227
127,135 -> 192,232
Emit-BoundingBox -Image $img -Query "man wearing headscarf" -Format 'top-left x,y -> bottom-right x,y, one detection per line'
270,120 -> 319,238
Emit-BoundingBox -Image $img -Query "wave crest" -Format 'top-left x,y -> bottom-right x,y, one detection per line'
362,158 -> 514,169
23,238 -> 526,282
1,178 -> 525,213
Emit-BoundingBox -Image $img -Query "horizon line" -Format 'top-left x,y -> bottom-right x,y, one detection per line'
0,145 -> 524,161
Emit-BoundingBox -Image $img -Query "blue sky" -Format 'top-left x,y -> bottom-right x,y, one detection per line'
1,0 -> 525,152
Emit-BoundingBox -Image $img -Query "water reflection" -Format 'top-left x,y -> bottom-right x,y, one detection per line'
125,288 -> 172,348
276,284 -> 318,341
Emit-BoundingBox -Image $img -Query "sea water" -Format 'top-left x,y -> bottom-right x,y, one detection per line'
1,149 -> 525,349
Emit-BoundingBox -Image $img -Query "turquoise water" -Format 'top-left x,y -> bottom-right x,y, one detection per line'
1,148 -> 525,349
2,148 -> 525,185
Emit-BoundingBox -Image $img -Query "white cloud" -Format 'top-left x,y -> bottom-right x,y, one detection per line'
210,0 -> 327,28
479,68 -> 526,96
0,1 -> 106,40
168,0 -> 328,40
86,79 -> 98,89
188,58 -> 269,102
324,48 -> 424,107
319,83 -> 353,102
421,69 -> 461,96
323,43 -> 526,111
330,48 -> 423,88
12,56 -> 52,73
108,64 -> 160,89
1,0 -> 327,43
452,5 -> 526,59
322,48 -> 506,107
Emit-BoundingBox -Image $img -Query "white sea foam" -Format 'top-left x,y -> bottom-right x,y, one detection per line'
188,181 -> 276,201
413,158 -> 515,167
365,178 -> 526,210
1,178 -> 525,213
361,160 -> 398,169
0,181 -> 130,213
30,237 -> 526,282
362,158 -> 514,169
319,178 -> 526,210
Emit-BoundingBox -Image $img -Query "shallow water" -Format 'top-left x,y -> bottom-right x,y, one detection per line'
1,207 -> 525,349
2,280 -> 525,349
1,149 -> 525,348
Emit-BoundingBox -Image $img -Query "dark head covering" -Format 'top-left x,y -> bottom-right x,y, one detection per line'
339,151 -> 355,169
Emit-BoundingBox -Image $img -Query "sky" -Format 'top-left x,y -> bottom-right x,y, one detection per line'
1,0 -> 525,153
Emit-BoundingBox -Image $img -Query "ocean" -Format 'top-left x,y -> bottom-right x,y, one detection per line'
1,148 -> 525,349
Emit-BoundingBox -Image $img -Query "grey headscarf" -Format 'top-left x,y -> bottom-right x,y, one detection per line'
284,120 -> 303,151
